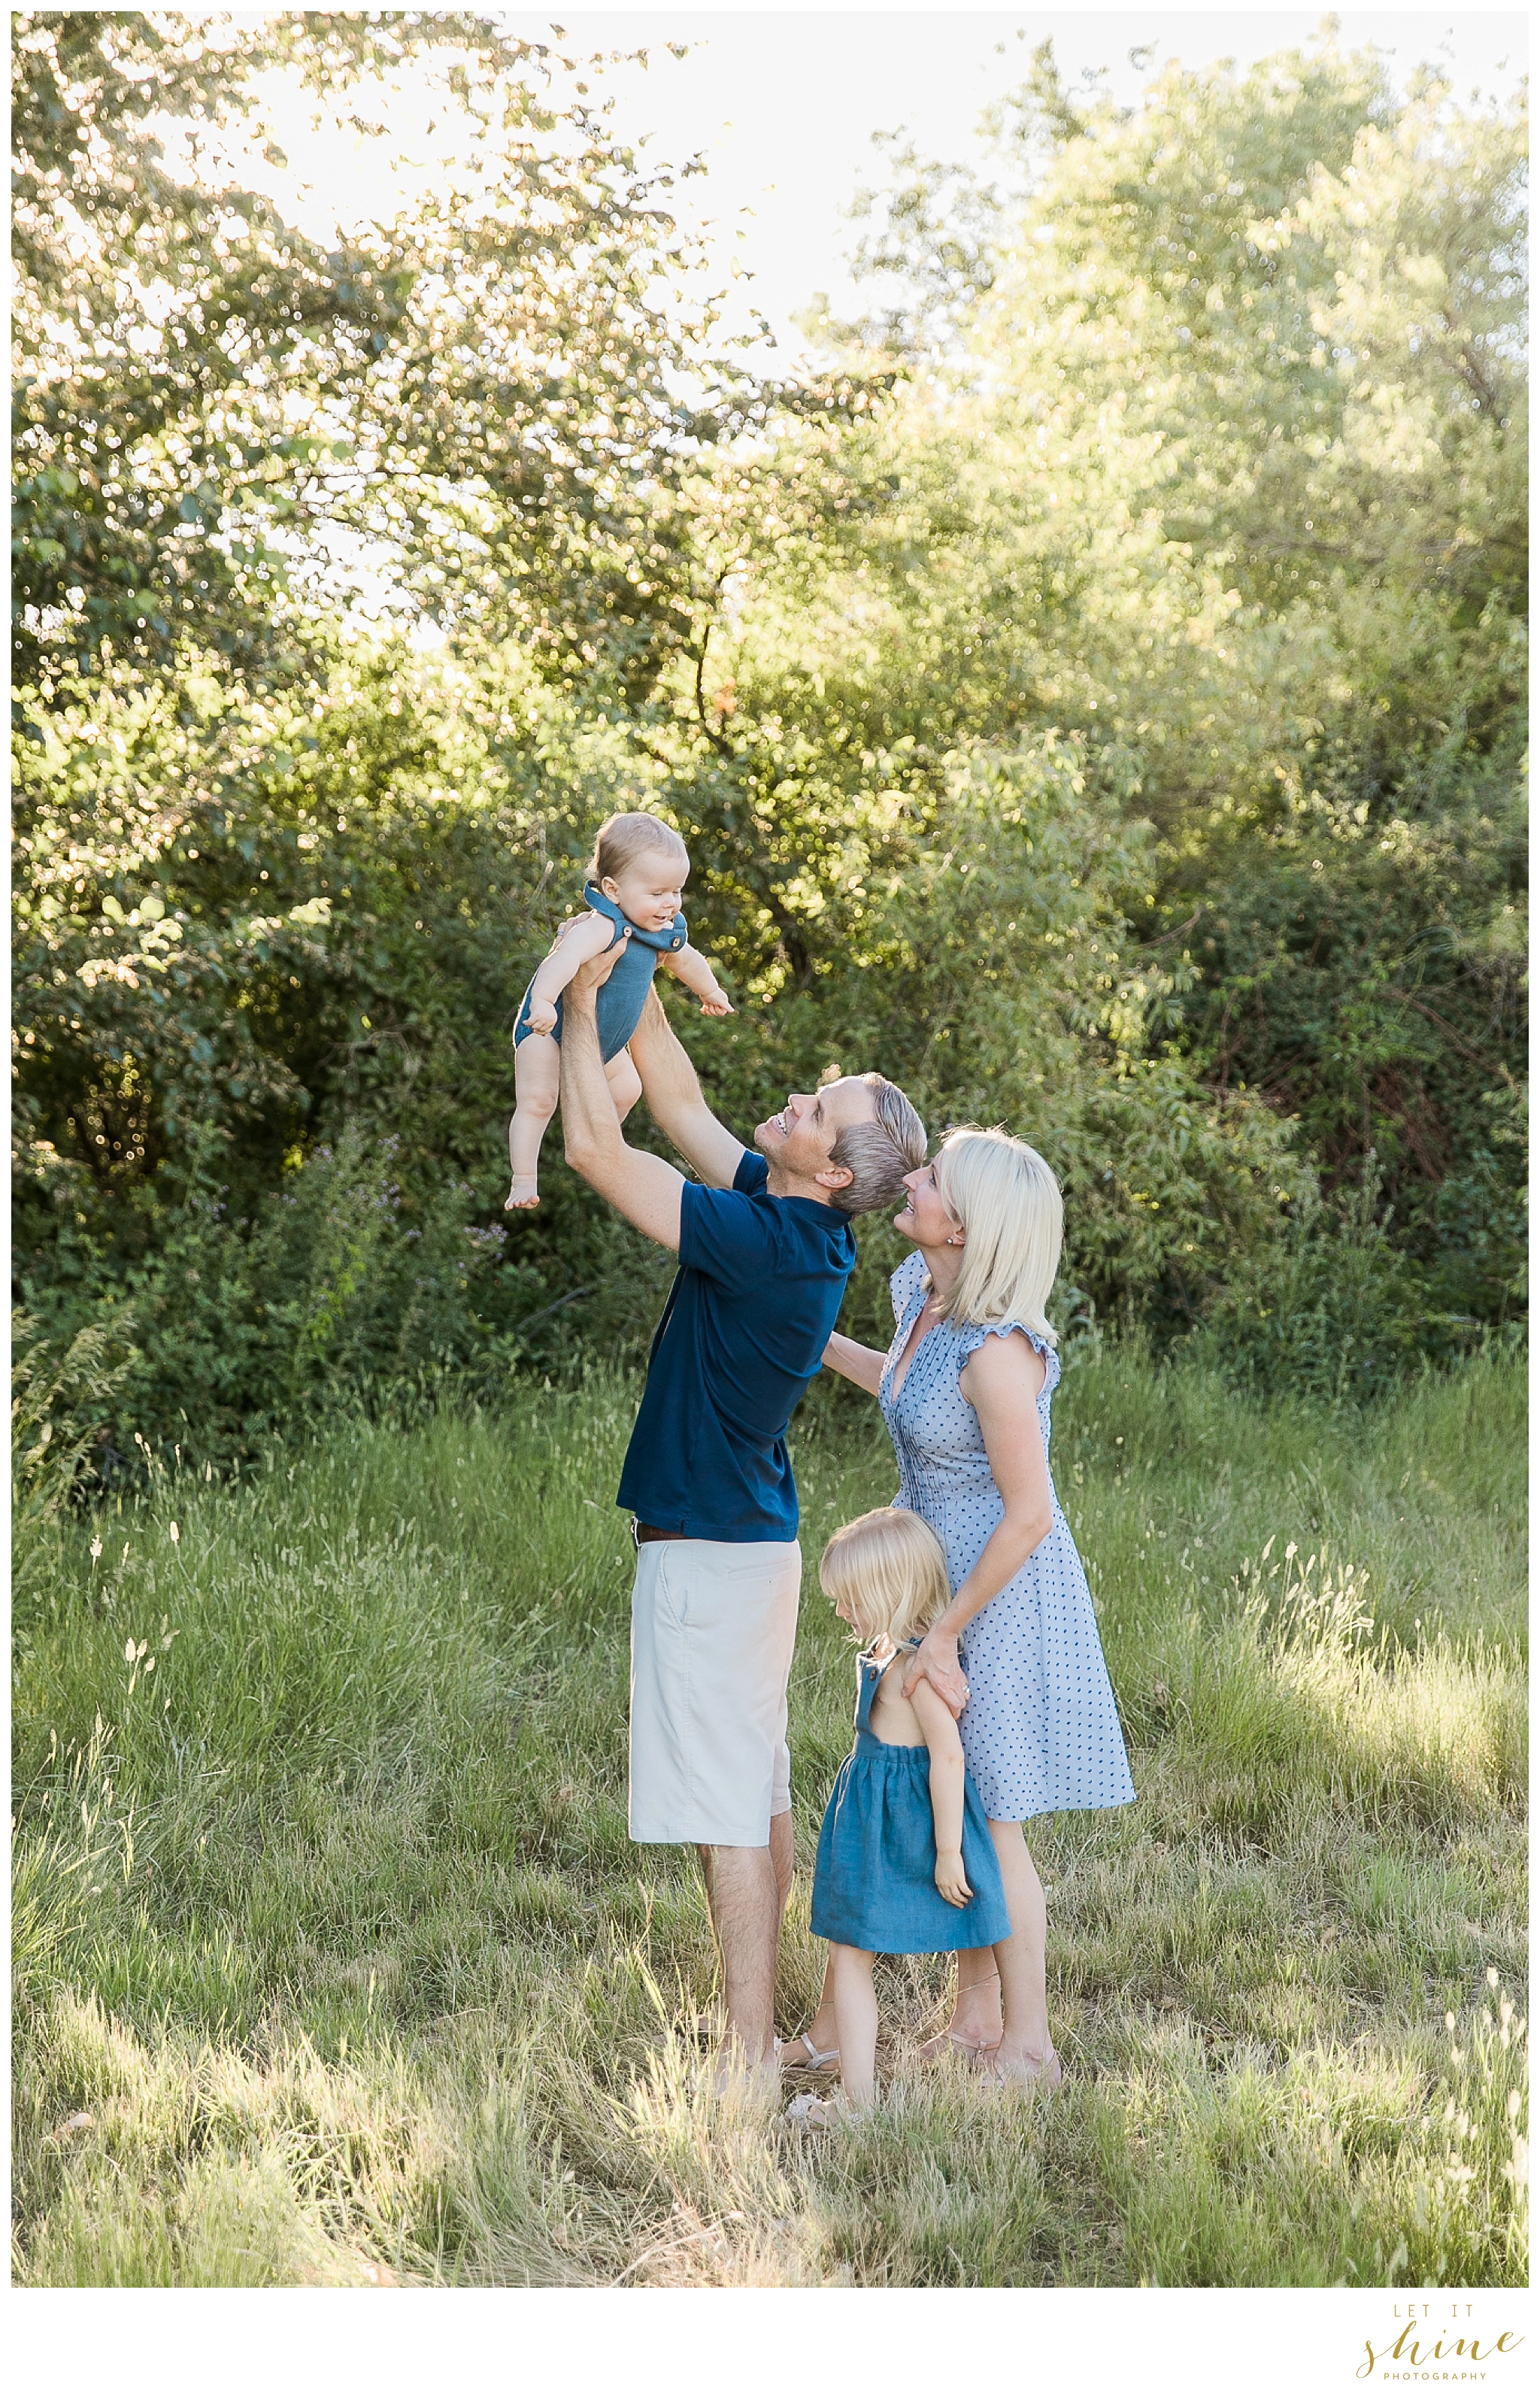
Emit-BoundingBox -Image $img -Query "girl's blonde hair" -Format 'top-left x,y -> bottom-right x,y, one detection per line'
589,811 -> 689,887
931,1124 -> 1063,1345
819,1507 -> 952,1648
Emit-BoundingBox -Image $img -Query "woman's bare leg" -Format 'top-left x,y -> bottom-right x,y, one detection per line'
829,1946 -> 879,2109
507,1036 -> 559,1207
987,1820 -> 1058,2081
916,1949 -> 1004,2060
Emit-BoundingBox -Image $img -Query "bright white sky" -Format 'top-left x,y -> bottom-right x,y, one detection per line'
235,3 -> 1529,362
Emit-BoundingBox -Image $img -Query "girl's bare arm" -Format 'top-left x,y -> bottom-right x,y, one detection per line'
910,1680 -> 972,1905
659,940 -> 733,1013
820,1330 -> 888,1396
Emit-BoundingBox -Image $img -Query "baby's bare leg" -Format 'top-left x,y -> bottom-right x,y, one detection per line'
507,1036 -> 560,1208
829,1945 -> 879,2109
605,1048 -> 642,1121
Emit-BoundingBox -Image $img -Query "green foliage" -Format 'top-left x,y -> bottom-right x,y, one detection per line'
11,1307 -> 139,1522
9,20 -> 1527,1465
1192,1160 -> 1506,1407
823,32 -> 1527,1302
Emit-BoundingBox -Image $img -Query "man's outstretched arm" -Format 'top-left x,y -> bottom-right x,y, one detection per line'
561,970 -> 687,1251
627,988 -> 746,1190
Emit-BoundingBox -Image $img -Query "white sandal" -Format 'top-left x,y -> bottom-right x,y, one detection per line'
984,2046 -> 1063,2091
784,2091 -> 849,2131
778,2031 -> 840,2074
919,2028 -> 999,2067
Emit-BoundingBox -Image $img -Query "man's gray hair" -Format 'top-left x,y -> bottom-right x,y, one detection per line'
829,1074 -> 928,1216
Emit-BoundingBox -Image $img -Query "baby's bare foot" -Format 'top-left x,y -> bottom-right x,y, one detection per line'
505,1178 -> 541,1211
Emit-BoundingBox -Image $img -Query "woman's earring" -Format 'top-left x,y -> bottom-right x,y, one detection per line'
947,1233 -> 963,1246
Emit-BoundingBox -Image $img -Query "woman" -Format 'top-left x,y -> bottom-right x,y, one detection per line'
783,1126 -> 1135,2084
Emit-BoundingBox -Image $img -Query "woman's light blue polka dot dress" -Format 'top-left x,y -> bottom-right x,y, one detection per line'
879,1251 -> 1136,1824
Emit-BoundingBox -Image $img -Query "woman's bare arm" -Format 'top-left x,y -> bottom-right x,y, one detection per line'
820,1329 -> 888,1397
902,1329 -> 1053,1706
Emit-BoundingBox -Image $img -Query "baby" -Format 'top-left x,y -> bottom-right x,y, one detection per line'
506,811 -> 732,1209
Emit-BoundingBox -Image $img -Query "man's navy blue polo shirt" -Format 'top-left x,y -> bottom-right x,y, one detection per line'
616,1151 -> 856,1542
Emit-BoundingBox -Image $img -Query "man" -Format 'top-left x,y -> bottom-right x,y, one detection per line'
559,955 -> 926,2074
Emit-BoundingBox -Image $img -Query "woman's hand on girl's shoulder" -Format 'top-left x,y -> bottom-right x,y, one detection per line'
902,1630 -> 969,1719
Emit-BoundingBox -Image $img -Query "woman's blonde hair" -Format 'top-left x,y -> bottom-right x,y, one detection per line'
589,811 -> 689,886
931,1124 -> 1063,1345
819,1507 -> 952,1648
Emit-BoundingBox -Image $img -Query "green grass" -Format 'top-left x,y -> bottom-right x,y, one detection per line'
11,1346 -> 1528,2286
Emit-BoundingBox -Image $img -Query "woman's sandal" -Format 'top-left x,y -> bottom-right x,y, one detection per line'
917,2028 -> 1001,2066
778,2031 -> 840,2076
918,1969 -> 1003,2064
983,2046 -> 1063,2091
784,2091 -> 853,2132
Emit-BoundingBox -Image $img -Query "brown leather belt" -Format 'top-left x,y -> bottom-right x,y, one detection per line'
632,1520 -> 690,1546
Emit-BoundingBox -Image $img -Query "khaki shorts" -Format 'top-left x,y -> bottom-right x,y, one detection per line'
629,1537 -> 802,1846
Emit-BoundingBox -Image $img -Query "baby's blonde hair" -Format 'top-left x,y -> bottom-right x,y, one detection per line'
931,1124 -> 1063,1345
588,811 -> 689,887
819,1507 -> 952,1648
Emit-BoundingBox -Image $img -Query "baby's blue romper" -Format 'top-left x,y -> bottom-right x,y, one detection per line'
810,1640 -> 1011,1955
514,884 -> 687,1066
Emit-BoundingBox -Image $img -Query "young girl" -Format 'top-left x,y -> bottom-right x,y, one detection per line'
790,1506 -> 1012,2125
506,812 -> 732,1209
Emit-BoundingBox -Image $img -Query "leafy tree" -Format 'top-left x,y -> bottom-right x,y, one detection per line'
11,8 -> 773,699
10,23 -> 1526,1463
730,35 -> 1527,1321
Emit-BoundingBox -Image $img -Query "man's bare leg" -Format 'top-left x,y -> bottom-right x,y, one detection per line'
770,1808 -> 793,1915
698,1818 -> 793,2074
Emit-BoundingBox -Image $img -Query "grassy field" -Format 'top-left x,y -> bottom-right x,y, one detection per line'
11,1345 -> 1528,2287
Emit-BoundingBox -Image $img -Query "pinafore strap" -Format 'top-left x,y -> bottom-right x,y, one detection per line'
853,1636 -> 922,1739
584,882 -> 687,954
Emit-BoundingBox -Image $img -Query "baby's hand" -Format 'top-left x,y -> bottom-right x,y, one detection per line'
698,987 -> 734,1017
525,997 -> 558,1037
934,1851 -> 973,1909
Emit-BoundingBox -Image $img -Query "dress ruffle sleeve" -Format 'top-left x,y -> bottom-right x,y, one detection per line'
954,1315 -> 1062,1401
